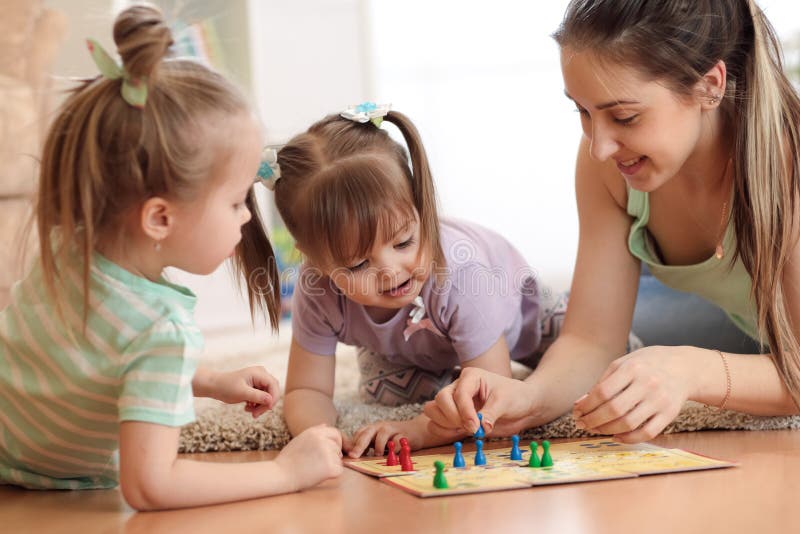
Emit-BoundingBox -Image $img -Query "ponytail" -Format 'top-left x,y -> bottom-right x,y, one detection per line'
733,0 -> 800,404
231,189 -> 281,330
383,111 -> 444,269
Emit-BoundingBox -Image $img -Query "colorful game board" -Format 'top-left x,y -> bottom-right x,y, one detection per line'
345,438 -> 736,497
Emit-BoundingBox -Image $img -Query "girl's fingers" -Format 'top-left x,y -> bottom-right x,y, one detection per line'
373,428 -> 397,458
348,427 -> 376,458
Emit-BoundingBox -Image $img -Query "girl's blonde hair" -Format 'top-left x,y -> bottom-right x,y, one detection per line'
38,4 -> 280,329
273,111 -> 444,271
554,0 -> 800,405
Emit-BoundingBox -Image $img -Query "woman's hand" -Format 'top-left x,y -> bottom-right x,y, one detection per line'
422,367 -> 540,438
572,346 -> 693,443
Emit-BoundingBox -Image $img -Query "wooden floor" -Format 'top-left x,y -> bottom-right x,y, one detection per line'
3,430 -> 800,534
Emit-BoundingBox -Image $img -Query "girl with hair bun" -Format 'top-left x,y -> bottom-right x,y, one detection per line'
0,4 -> 342,509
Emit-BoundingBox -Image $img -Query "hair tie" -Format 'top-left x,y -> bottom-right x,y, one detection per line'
86,38 -> 148,109
341,102 -> 391,128
256,147 -> 282,190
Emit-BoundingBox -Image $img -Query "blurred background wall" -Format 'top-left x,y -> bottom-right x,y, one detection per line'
3,0 -> 800,348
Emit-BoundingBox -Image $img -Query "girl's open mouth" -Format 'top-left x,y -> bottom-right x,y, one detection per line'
384,278 -> 413,297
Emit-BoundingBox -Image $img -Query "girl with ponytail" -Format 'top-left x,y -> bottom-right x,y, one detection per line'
425,0 -> 800,444
0,4 -> 342,508
271,105 -> 553,457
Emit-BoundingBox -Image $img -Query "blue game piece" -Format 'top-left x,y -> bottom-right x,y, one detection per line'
474,412 -> 486,439
453,441 -> 466,468
474,439 -> 487,466
510,435 -> 523,461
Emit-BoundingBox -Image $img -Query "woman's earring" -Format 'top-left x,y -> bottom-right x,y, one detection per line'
154,240 -> 162,252
709,93 -> 721,105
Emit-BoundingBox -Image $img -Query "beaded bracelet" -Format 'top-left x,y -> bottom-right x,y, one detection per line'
715,349 -> 732,411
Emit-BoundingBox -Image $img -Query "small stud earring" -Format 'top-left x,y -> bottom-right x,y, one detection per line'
709,94 -> 721,104
154,240 -> 162,252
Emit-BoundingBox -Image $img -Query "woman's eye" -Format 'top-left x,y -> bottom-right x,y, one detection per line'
615,114 -> 638,125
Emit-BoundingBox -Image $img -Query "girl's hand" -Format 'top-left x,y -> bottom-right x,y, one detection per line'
347,414 -> 443,459
274,425 -> 343,492
423,367 -> 540,438
572,346 -> 692,443
210,366 -> 280,418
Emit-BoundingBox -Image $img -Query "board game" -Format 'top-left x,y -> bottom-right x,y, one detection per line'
345,438 -> 736,498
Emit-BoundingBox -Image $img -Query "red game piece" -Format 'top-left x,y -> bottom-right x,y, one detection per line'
386,441 -> 399,466
400,444 -> 414,471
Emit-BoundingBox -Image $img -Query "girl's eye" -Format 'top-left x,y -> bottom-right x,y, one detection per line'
348,260 -> 368,272
396,238 -> 415,250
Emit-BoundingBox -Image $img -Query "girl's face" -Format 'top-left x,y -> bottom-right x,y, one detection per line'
167,114 -> 261,275
561,47 -> 708,191
325,211 -> 431,311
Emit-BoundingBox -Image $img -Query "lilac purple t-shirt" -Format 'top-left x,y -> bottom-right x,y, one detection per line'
291,218 -> 541,370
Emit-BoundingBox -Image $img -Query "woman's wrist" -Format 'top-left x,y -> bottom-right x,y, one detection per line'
678,345 -> 722,404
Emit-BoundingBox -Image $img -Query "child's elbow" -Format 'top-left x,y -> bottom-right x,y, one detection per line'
119,473 -> 171,511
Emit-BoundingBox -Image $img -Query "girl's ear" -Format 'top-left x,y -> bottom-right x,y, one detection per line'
140,197 -> 173,241
699,59 -> 727,110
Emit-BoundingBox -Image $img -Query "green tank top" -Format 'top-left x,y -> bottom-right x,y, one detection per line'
627,187 -> 758,340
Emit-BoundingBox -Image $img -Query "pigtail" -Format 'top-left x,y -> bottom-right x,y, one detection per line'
231,189 -> 281,331
383,111 -> 445,269
733,0 -> 800,405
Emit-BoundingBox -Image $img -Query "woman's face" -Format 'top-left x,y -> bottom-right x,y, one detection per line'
560,47 -> 709,192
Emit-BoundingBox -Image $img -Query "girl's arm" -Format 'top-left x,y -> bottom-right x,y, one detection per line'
192,366 -> 280,418
347,337 -> 513,457
283,338 -> 339,437
118,421 -> 342,511
460,336 -> 513,377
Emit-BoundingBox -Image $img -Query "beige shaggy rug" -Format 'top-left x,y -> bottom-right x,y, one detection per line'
179,343 -> 800,453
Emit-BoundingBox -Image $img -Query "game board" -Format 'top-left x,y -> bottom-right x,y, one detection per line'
345,438 -> 736,498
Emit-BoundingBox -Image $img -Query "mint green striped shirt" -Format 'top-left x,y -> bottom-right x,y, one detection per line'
0,252 -> 202,489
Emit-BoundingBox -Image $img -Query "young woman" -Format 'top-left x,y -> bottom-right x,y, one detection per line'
425,0 -> 800,443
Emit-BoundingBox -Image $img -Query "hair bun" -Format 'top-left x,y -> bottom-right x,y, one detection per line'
112,4 -> 173,80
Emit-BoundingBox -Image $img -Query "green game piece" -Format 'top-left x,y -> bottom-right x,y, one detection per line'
541,440 -> 554,467
433,460 -> 449,489
528,441 -> 541,468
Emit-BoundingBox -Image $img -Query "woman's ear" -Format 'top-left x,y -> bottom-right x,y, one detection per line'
699,59 -> 727,110
140,197 -> 173,242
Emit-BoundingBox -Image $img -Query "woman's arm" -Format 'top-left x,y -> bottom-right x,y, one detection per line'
426,138 -> 642,435
283,338 -> 339,436
516,138 -> 642,420
118,421 -> 342,511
